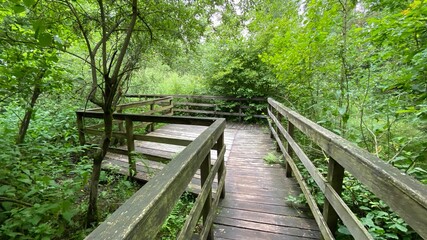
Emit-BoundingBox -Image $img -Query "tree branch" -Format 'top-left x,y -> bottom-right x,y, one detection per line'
65,0 -> 101,107
0,197 -> 32,207
137,13 -> 153,44
106,0 -> 138,108
98,0 -> 108,74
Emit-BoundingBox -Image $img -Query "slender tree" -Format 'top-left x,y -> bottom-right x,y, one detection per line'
38,0 -> 221,224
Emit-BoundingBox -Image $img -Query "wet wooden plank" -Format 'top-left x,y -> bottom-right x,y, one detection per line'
217,198 -> 311,218
214,225 -> 316,240
215,216 -> 321,239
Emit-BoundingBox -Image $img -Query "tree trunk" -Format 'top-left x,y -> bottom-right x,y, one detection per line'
16,83 -> 42,145
86,110 -> 113,225
84,0 -> 138,226
339,0 -> 350,134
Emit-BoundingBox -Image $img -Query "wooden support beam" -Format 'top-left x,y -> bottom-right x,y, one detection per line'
323,158 -> 345,236
217,134 -> 226,199
200,153 -> 214,240
125,117 -> 136,177
286,121 -> 294,178
76,112 -> 86,146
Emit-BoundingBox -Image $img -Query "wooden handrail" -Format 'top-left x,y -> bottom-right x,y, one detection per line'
85,117 -> 226,239
125,94 -> 267,121
125,94 -> 265,101
267,97 -> 427,239
84,96 -> 173,112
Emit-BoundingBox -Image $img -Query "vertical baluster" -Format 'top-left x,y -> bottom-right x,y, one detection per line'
125,117 -> 136,177
286,122 -> 294,177
275,110 -> 282,151
149,103 -> 154,132
201,153 -> 214,239
323,158 -> 345,235
217,133 -> 225,199
169,97 -> 174,115
269,105 -> 275,139
238,99 -> 242,122
117,108 -> 125,145
76,112 -> 85,146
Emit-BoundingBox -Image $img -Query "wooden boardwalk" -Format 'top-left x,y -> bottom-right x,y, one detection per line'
213,124 -> 320,239
104,123 -> 320,239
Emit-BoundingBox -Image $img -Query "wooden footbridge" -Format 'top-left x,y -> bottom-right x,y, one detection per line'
78,95 -> 427,240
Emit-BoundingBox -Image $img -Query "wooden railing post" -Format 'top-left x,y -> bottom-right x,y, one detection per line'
149,103 -> 155,132
217,133 -> 226,199
200,153 -> 214,240
125,117 -> 136,177
238,100 -> 242,122
269,105 -> 275,139
275,110 -> 282,152
285,122 -> 294,177
169,98 -> 174,115
323,158 -> 345,235
117,109 -> 125,145
76,112 -> 86,146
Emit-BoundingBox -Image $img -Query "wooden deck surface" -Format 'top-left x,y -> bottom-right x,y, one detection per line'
213,124 -> 320,239
103,123 -> 320,239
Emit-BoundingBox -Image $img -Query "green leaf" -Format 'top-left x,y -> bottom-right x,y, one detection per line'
12,4 -> 26,13
18,178 -> 32,184
0,185 -> 15,195
23,0 -> 36,7
359,206 -> 371,211
338,225 -> 351,235
390,223 -> 408,233
38,33 -> 53,47
338,107 -> 347,116
29,215 -> 42,225
53,35 -> 63,45
361,217 -> 375,228
396,108 -> 417,114
384,233 -> 399,239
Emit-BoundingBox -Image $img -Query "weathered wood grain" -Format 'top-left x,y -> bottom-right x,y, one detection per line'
269,97 -> 427,239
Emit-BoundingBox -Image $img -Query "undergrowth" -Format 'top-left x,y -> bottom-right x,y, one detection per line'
156,192 -> 197,239
286,154 -> 423,239
0,99 -> 140,239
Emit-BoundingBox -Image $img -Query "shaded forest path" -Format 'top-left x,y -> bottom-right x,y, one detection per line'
104,123 -> 320,239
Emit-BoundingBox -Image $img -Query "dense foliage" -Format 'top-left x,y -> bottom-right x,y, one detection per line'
247,1 -> 427,239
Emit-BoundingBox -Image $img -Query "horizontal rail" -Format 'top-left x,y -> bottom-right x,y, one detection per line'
124,94 -> 266,121
174,102 -> 216,108
174,108 -> 245,117
76,112 -> 216,126
85,96 -> 172,112
267,97 -> 427,239
85,118 -> 226,239
125,94 -> 265,102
